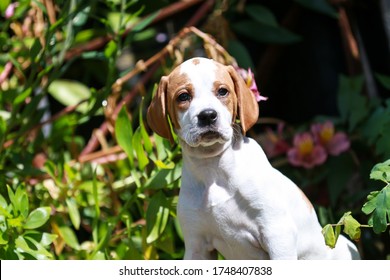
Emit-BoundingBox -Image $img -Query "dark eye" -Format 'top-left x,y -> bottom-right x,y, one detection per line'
177,92 -> 191,102
217,87 -> 229,97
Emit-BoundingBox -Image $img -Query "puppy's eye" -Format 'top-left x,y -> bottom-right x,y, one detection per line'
177,92 -> 191,102
217,88 -> 229,97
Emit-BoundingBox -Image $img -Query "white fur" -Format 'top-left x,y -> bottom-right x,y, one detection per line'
173,58 -> 360,260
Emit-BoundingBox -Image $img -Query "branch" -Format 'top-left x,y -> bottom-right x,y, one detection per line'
63,0 -> 206,61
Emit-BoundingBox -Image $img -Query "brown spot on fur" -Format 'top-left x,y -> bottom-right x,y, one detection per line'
192,58 -> 200,65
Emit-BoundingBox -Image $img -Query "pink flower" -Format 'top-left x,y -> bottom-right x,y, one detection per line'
236,67 -> 267,102
287,132 -> 327,169
5,2 -> 18,19
311,121 -> 350,156
262,123 -> 290,158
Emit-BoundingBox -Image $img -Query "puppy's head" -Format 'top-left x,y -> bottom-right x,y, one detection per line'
147,57 -> 259,148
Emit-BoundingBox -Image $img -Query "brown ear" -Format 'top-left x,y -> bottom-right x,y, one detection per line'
147,76 -> 175,144
227,65 -> 259,134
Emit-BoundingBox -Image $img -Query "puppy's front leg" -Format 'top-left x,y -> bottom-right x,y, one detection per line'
261,219 -> 299,260
183,236 -> 218,260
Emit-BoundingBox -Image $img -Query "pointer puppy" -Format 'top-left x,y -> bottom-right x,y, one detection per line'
147,57 -> 360,260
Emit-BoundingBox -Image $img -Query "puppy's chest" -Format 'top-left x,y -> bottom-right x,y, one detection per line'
200,190 -> 265,259
181,179 -> 265,258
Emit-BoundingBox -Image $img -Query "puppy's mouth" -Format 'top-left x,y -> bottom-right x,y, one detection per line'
177,124 -> 232,148
195,128 -> 230,147
200,130 -> 222,141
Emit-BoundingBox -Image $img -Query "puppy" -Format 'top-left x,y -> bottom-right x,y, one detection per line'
147,57 -> 360,260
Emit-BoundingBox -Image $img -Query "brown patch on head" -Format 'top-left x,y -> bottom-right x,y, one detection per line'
192,58 -> 200,65
147,64 -> 193,144
166,69 -> 193,128
213,63 -> 237,122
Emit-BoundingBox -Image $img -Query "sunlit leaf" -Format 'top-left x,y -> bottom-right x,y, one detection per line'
342,213 -> 361,241
14,186 -> 29,217
58,226 -> 80,250
133,127 -> 149,171
48,79 -> 91,113
362,185 -> 390,234
370,159 -> 390,182
66,198 -> 81,230
104,40 -> 117,58
24,207 -> 51,229
322,224 -> 336,248
146,192 -> 170,244
115,105 -> 134,167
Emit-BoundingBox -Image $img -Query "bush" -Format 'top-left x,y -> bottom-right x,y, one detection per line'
1,0 -> 389,259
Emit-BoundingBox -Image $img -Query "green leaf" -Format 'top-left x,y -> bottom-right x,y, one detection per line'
362,185 -> 390,234
58,226 -> 80,250
362,191 -> 379,215
6,185 -> 16,212
227,40 -> 254,69
23,236 -> 53,259
23,207 -> 51,229
232,20 -> 301,44
362,107 -> 390,145
294,0 -> 338,18
341,213 -> 361,241
66,198 -> 81,230
337,75 -> 368,131
322,224 -> 336,248
133,127 -> 149,171
245,4 -> 278,27
139,98 -> 153,154
104,40 -> 117,58
370,159 -> 390,182
8,216 -> 24,228
0,194 -> 7,209
72,6 -> 90,27
0,116 -> 7,147
15,235 -> 53,260
14,187 -> 29,219
115,105 -> 134,167
154,133 -> 168,161
13,88 -> 32,106
48,79 -> 91,113
38,232 -> 58,247
375,73 -> 390,90
29,38 -> 42,60
0,0 -> 11,14
145,162 -> 181,190
132,11 -> 159,32
146,192 -> 170,244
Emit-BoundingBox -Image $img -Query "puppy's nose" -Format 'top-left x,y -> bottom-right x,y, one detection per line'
198,109 -> 218,127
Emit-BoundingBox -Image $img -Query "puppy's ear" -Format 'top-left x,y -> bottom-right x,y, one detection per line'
227,66 -> 259,134
147,76 -> 175,144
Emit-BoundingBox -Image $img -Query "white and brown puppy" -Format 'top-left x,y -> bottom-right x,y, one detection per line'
147,57 -> 360,260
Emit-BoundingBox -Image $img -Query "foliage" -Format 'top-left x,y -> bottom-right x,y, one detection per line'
1,0 -> 390,259
0,185 -> 55,259
322,159 -> 390,248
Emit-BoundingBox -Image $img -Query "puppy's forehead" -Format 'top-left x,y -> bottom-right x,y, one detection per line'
179,58 -> 217,77
168,58 -> 225,88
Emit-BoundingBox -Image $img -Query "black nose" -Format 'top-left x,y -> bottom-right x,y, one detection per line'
198,109 -> 218,127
